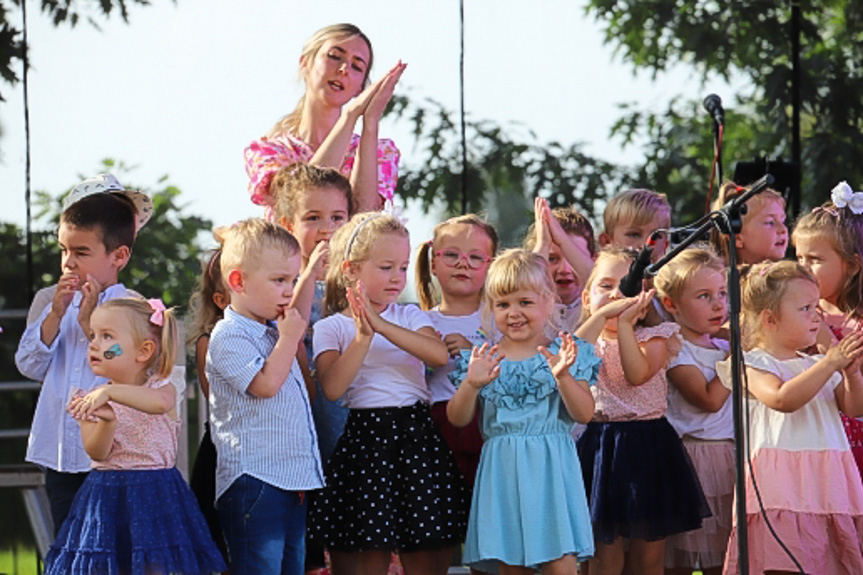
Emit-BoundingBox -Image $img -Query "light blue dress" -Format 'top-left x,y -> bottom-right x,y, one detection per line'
451,338 -> 600,571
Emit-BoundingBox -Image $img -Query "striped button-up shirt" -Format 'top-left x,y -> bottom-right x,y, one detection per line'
207,306 -> 324,500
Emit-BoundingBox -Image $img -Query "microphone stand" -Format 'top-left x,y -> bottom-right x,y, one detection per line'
712,117 -> 724,185
643,173 -> 775,575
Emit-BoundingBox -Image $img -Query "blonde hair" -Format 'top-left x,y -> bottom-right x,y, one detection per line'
272,163 -> 356,226
654,245 -> 726,303
324,212 -> 409,316
741,261 -> 817,350
415,214 -> 499,310
603,189 -> 671,237
793,202 -> 863,315
523,205 -> 597,257
710,180 -> 786,263
214,219 -> 300,276
99,298 -> 178,379
481,249 -> 555,333
186,249 -> 228,346
268,24 -> 373,138
578,246 -> 638,325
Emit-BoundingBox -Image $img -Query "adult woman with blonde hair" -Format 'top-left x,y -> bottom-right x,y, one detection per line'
245,23 -> 406,215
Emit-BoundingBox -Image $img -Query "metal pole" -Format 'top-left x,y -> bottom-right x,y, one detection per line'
459,0 -> 467,215
790,1 -> 802,216
22,0 -> 34,301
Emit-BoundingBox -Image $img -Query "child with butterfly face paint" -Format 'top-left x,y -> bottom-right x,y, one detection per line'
44,297 -> 226,575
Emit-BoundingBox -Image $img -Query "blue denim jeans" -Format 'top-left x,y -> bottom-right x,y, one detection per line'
217,475 -> 307,575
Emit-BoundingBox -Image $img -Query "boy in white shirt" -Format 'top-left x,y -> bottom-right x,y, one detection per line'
16,174 -> 152,534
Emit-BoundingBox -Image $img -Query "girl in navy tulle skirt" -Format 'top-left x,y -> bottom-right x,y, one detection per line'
45,298 -> 225,575
575,248 -> 710,575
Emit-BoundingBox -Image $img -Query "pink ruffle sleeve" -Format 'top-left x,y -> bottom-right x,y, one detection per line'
244,136 -> 313,207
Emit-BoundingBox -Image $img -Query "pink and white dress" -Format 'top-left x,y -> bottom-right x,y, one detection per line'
718,349 -> 863,574
244,132 -> 400,210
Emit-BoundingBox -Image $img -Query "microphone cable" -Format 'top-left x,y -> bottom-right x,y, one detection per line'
738,345 -> 806,573
705,122 -> 724,215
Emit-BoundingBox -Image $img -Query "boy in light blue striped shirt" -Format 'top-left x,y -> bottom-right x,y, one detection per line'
205,219 -> 324,575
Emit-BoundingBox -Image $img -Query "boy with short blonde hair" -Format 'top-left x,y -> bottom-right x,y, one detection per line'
599,188 -> 672,256
206,218 -> 323,574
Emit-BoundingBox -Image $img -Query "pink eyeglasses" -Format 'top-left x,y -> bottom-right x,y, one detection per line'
434,250 -> 492,269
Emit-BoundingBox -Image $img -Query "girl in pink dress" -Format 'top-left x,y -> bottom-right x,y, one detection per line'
719,261 -> 863,574
46,297 -> 225,575
793,183 -> 863,480
245,24 -> 405,214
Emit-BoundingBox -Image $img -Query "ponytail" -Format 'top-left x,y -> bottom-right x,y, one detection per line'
415,240 -> 439,311
155,308 -> 178,380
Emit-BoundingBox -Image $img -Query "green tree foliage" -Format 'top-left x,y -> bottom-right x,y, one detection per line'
389,94 -> 632,246
586,0 -> 863,216
0,0 -> 157,102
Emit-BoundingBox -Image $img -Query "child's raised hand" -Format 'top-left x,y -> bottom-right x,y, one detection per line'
830,332 -> 863,372
276,306 -> 307,342
465,343 -> 504,389
347,285 -> 374,341
52,272 -> 79,317
77,274 -> 102,327
353,280 -> 387,332
597,295 -> 639,320
543,200 -> 570,246
89,402 -> 116,423
68,386 -> 111,421
532,197 -> 552,255
443,333 -> 473,358
539,332 -> 579,379
619,289 -> 655,326
307,241 -> 330,280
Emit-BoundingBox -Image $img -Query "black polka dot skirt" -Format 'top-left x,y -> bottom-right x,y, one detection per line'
309,402 -> 469,552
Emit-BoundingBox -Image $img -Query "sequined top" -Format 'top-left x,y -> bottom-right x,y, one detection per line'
93,376 -> 180,470
591,322 -> 681,422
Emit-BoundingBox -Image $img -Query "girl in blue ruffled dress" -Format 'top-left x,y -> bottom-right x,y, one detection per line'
448,249 -> 600,574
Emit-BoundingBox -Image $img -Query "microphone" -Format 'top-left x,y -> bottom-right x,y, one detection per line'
703,93 -> 725,124
619,243 -> 654,297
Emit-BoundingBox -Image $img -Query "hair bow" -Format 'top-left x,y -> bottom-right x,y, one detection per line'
831,181 -> 863,215
148,299 -> 166,327
383,200 -> 409,226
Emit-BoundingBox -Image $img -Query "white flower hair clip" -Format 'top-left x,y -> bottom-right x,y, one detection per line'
831,181 -> 863,215
382,199 -> 409,226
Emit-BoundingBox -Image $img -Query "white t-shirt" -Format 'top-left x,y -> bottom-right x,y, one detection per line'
666,338 -> 733,440
426,309 -> 487,403
313,303 -> 434,409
